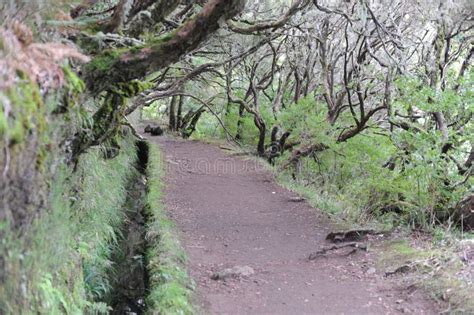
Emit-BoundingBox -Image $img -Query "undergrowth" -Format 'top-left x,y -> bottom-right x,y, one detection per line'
145,145 -> 195,315
377,235 -> 474,313
73,134 -> 137,305
0,133 -> 137,314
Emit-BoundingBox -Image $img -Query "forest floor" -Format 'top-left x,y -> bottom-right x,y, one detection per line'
148,135 -> 443,314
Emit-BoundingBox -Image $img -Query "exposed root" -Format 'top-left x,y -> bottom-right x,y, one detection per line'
219,146 -> 234,151
288,197 -> 306,202
230,151 -> 255,157
308,242 -> 368,260
326,229 -> 376,243
385,265 -> 413,277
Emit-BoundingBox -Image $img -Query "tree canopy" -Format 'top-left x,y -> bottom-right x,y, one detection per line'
1,0 -> 473,313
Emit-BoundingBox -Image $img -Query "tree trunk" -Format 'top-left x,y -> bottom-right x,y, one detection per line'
169,96 -> 178,131
182,108 -> 205,138
236,104 -> 244,140
294,71 -> 301,104
84,0 -> 246,93
255,117 -> 266,157
177,95 -> 184,129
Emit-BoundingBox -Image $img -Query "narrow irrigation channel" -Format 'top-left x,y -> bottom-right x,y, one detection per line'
107,141 -> 151,314
101,138 -> 194,314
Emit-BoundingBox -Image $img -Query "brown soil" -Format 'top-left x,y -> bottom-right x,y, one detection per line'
151,136 -> 441,315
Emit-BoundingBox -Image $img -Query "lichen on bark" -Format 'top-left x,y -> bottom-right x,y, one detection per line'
72,80 -> 151,159
83,0 -> 245,93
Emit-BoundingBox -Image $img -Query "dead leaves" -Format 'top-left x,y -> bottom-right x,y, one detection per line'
0,20 -> 90,90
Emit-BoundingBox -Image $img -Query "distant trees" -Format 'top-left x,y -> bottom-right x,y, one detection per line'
3,1 -> 471,312
130,0 -> 472,227
2,0 -> 470,227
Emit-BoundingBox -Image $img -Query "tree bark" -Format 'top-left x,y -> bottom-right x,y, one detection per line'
255,116 -> 266,156
84,0 -> 245,93
169,96 -> 178,131
177,95 -> 184,129
235,104 -> 244,140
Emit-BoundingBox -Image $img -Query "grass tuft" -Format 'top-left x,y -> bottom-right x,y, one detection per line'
0,133 -> 137,314
145,144 -> 195,315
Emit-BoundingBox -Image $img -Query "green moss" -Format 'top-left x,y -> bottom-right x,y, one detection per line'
114,80 -> 153,97
0,166 -> 86,314
1,79 -> 45,144
63,66 -> 86,93
84,79 -> 151,151
85,48 -> 127,73
145,145 -> 195,315
0,38 -> 155,315
377,238 -> 474,313
129,45 -> 143,54
0,108 -> 7,135
153,30 -> 175,44
391,241 -> 419,255
378,240 -> 433,268
0,132 -> 138,314
9,121 -> 26,144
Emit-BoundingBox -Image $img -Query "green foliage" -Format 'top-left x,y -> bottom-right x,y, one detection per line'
0,167 -> 86,314
37,274 -> 76,314
378,237 -> 474,313
142,99 -> 167,120
394,73 -> 473,114
85,48 -> 126,74
276,131 -> 399,225
0,79 -> 45,144
73,134 -> 137,302
209,83 -> 471,229
63,66 -> 86,94
145,145 -> 195,315
271,75 -> 472,228
222,105 -> 258,144
389,76 -> 473,225
192,112 -> 219,139
0,133 -> 137,314
279,96 -> 334,145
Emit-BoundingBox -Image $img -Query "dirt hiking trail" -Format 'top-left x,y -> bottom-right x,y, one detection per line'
152,136 -> 439,315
